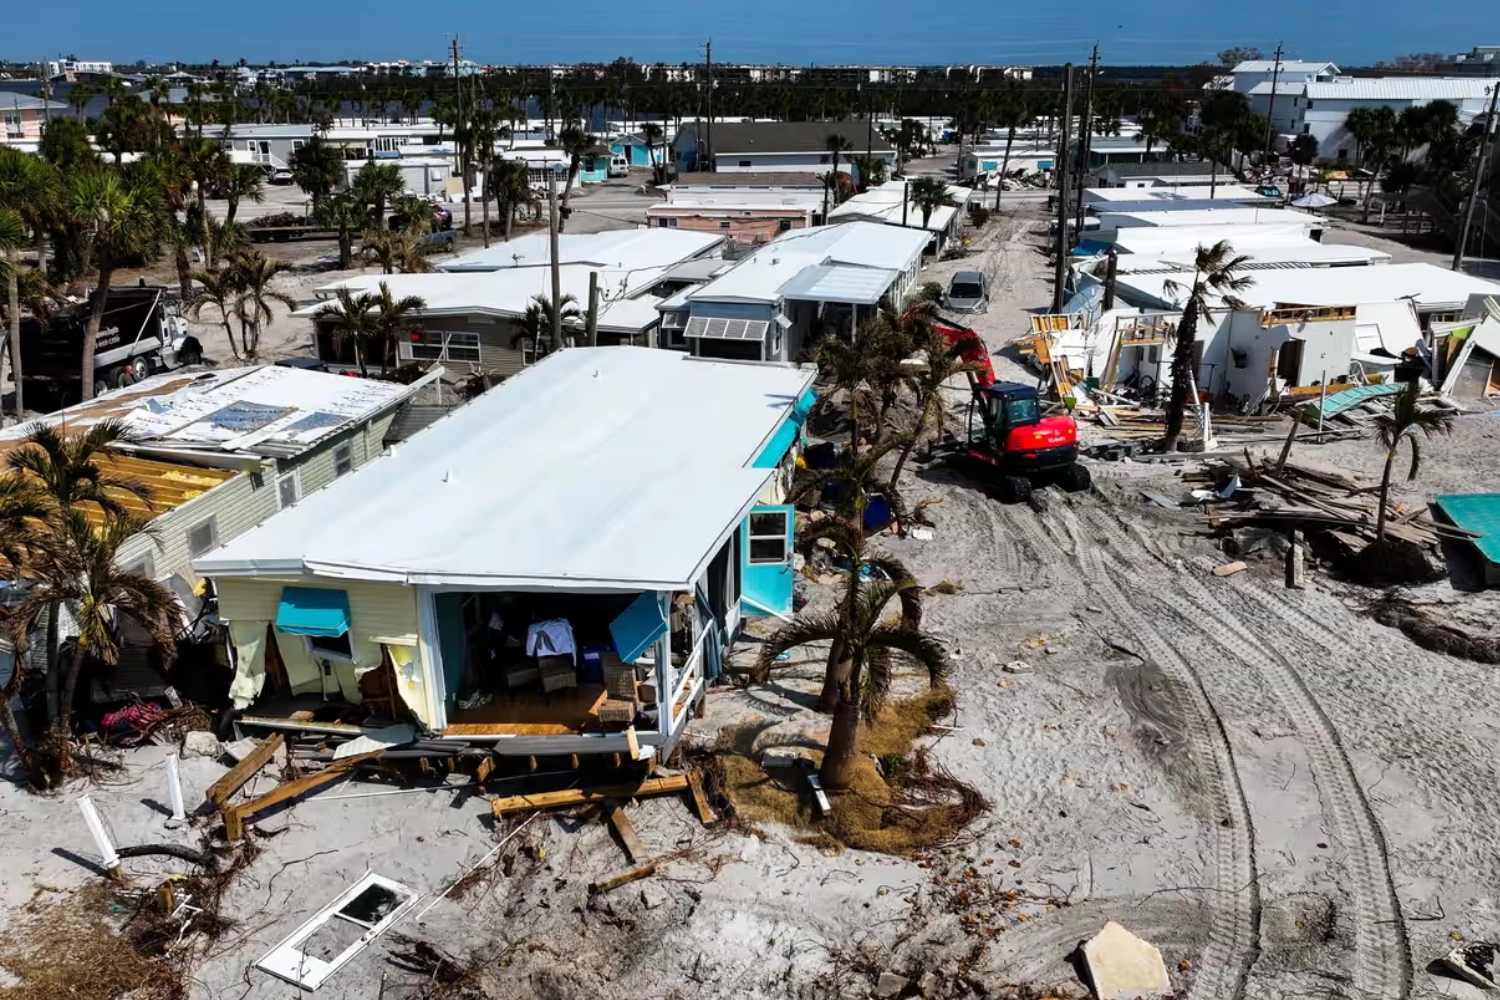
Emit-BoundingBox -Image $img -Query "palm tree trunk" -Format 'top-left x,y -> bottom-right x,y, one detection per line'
889,396 -> 932,490
222,319 -> 239,360
80,261 -> 113,401
995,129 -> 1016,211
820,684 -> 862,790
817,639 -> 849,714
1375,444 -> 1399,541
480,163 -> 491,249
1161,297 -> 1200,452
174,245 -> 193,301
503,198 -> 514,242
56,641 -> 87,735
354,337 -> 368,377
0,696 -> 34,783
6,257 -> 22,417
198,189 -> 214,266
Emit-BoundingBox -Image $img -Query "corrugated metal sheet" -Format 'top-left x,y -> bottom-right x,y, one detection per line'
1305,78 -> 1495,101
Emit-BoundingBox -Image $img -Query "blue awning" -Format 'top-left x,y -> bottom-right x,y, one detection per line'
609,592 -> 668,664
275,587 -> 351,638
752,388 -> 817,468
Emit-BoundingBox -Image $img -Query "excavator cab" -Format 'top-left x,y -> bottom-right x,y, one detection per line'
961,382 -> 1090,501
977,383 -> 1042,441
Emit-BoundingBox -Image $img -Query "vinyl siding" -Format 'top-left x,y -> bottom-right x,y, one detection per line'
215,574 -> 420,643
283,413 -> 395,495
396,316 -> 529,377
115,470 -> 276,583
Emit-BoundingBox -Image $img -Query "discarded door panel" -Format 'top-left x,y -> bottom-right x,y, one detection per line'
256,871 -> 416,990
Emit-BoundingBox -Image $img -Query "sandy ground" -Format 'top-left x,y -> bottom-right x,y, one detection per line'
3,204 -> 1500,1000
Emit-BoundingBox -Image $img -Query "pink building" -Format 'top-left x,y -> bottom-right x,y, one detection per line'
647,197 -> 822,247
1,94 -> 70,145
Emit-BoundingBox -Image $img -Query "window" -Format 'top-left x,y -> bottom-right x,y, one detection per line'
1302,124 -> 1311,134
719,220 -> 731,229
122,552 -> 156,580
333,443 -> 354,477
292,139 -> 306,151
187,517 -> 220,557
1305,100 -> 1314,110
738,160 -> 753,168
747,510 -> 789,564
306,631 -> 354,661
277,471 -> 300,509
778,219 -> 793,231
1337,148 -> 1348,161
408,330 -> 480,363
819,155 -> 830,164
3,112 -> 21,139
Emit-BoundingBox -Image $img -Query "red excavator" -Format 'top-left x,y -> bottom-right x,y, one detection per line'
930,320 -> 1092,503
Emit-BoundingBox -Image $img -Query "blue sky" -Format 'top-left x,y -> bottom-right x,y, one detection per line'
1,0 -> 1479,67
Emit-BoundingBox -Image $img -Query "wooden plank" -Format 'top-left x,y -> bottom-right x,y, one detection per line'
686,773 -> 717,826
221,750 -> 385,842
489,775 -> 691,817
1212,561 -> 1248,577
205,734 -> 284,808
589,862 -> 657,895
606,807 -> 649,864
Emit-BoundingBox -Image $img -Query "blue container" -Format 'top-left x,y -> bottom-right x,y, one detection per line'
580,643 -> 611,683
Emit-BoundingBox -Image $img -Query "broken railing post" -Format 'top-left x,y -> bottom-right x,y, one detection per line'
1286,528 -> 1306,589
78,795 -> 123,881
165,752 -> 186,828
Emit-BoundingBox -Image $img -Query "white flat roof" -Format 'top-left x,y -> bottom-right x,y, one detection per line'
194,348 -> 817,591
297,268 -> 669,331
687,221 -> 929,305
0,366 -> 416,460
1098,208 -> 1321,229
1117,262 -> 1500,311
1110,223 -> 1318,253
441,230 -> 725,273
1112,242 -> 1390,272
1084,185 -> 1274,204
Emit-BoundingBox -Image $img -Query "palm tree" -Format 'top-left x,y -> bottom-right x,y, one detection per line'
489,158 -> 537,242
1373,382 -> 1454,541
0,481 -> 50,782
751,519 -> 947,789
316,192 -> 369,270
188,264 -> 243,360
991,95 -> 1030,211
823,133 -> 854,219
1159,241 -> 1254,452
888,325 -> 985,489
312,286 -> 381,376
907,175 -> 955,230
369,280 -> 427,369
7,510 -> 182,737
849,154 -> 888,189
69,168 -> 161,400
1,147 -> 61,417
6,419 -> 155,731
557,126 -> 597,232
232,253 -> 296,359
809,335 -> 877,454
465,111 -> 500,247
223,163 -> 266,226
181,137 -> 230,265
350,160 -> 404,230
508,292 -> 581,358
288,134 -> 344,213
640,122 -> 666,183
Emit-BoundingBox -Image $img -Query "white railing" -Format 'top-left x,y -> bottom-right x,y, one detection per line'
666,633 -> 706,732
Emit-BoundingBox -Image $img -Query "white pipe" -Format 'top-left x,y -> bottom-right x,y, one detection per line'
165,753 -> 186,825
77,795 -> 120,873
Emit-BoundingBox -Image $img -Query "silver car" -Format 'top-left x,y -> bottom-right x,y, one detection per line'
945,270 -> 989,313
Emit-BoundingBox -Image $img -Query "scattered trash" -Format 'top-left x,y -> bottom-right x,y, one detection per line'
1212,561 -> 1248,577
1003,660 -> 1033,674
257,872 -> 417,990
910,527 -> 935,541
971,738 -> 987,747
873,972 -> 909,998
1081,921 -> 1172,1000
180,731 -> 223,760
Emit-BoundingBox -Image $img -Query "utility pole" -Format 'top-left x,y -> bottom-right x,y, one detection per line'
453,36 -> 471,237
1073,44 -> 1099,243
1454,81 -> 1500,272
1052,63 -> 1075,314
704,40 -> 714,173
548,167 -> 563,349
1263,42 -> 1284,162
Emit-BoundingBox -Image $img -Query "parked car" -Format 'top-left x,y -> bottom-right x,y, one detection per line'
267,168 -> 295,185
944,270 -> 990,313
608,155 -> 630,178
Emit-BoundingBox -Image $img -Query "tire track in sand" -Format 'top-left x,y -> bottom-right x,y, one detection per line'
1051,500 -> 1261,1000
1109,517 -> 1412,999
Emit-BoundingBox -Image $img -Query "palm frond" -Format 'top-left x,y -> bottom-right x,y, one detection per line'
864,623 -> 950,688
751,612 -> 845,682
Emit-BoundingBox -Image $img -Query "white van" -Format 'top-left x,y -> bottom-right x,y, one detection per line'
608,155 -> 630,178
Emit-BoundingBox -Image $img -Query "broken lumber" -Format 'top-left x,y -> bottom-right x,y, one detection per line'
221,749 -> 384,841
606,807 -> 649,864
205,733 -> 284,808
1212,562 -> 1248,577
686,773 -> 717,826
489,775 -> 691,817
589,862 -> 658,895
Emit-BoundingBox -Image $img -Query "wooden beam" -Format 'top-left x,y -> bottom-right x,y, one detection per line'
589,862 -> 657,895
221,750 -> 384,842
205,734 -> 284,808
489,775 -> 690,817
606,806 -> 649,864
685,773 -> 717,826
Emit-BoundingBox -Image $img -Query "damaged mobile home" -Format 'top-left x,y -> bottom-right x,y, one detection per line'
193,347 -> 817,760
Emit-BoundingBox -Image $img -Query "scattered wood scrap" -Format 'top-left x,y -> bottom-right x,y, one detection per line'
221,749 -> 385,841
589,862 -> 657,895
204,733 -> 283,809
489,775 -> 691,818
606,806 -> 649,865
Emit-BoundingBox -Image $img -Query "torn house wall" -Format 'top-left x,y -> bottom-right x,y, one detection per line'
216,576 -> 431,726
1441,316 -> 1500,399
